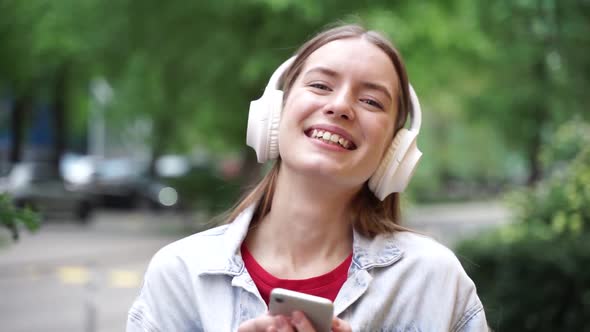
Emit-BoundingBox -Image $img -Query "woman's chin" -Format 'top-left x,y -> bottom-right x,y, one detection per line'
282,157 -> 369,189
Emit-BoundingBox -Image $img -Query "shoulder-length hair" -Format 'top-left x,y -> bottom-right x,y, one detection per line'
225,24 -> 413,238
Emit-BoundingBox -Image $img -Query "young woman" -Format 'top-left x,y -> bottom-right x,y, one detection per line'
127,24 -> 488,332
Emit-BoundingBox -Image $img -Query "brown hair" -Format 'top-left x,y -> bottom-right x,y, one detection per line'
226,24 -> 413,238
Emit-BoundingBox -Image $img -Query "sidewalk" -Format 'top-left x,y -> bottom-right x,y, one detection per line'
1,200 -> 512,272
405,200 -> 512,247
0,212 -> 181,278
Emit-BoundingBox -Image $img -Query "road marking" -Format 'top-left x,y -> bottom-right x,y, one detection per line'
54,266 -> 142,288
57,266 -> 90,285
109,269 -> 141,288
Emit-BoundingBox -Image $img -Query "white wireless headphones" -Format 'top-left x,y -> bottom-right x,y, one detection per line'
247,56 -> 423,200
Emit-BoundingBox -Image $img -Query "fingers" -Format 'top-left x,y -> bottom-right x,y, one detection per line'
331,317 -> 352,332
237,314 -> 276,332
289,311 -> 316,332
238,311 -> 321,332
273,315 -> 296,332
237,315 -> 296,332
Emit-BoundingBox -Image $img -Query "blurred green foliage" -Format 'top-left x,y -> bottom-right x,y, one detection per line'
166,164 -> 242,214
459,231 -> 590,331
506,120 -> 590,237
0,194 -> 40,241
1,0 -> 589,203
457,119 -> 590,331
471,0 -> 590,184
540,120 -> 590,172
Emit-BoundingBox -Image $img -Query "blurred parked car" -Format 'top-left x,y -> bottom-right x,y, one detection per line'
84,156 -> 184,211
0,162 -> 94,223
78,154 -> 235,213
86,158 -> 147,209
139,155 -> 187,210
136,176 -> 181,211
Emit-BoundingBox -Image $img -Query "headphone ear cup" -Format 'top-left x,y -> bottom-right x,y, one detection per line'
368,129 -> 422,200
369,133 -> 402,195
267,92 -> 282,160
247,90 -> 284,163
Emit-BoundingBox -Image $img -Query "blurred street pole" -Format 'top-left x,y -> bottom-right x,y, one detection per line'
89,78 -> 113,158
84,262 -> 98,332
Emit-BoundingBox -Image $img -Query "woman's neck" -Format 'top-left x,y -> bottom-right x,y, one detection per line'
244,167 -> 358,279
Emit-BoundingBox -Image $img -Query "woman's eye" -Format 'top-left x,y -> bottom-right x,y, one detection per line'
309,83 -> 331,91
362,98 -> 384,110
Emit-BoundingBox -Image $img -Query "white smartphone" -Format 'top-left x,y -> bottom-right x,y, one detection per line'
269,288 -> 334,332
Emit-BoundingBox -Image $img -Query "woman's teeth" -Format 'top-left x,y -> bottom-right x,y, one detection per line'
310,129 -> 351,149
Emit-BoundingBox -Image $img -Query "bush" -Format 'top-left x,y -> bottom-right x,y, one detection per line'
166,163 -> 242,214
459,231 -> 590,331
456,120 -> 590,331
0,194 -> 40,241
507,146 -> 590,236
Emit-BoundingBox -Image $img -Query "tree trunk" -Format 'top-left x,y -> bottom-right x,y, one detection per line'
526,59 -> 549,185
147,62 -> 180,177
52,63 -> 69,174
526,130 -> 543,185
148,120 -> 169,177
10,94 -> 32,164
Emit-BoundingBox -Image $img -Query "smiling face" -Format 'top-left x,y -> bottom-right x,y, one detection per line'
278,37 -> 400,190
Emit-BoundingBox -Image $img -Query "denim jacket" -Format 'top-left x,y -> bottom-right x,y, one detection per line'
127,205 -> 488,331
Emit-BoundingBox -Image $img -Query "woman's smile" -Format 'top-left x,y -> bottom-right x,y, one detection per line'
309,129 -> 353,150
304,124 -> 357,151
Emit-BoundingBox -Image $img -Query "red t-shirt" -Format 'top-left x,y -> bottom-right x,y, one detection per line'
241,244 -> 352,304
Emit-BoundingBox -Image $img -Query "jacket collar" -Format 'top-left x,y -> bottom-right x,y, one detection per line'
351,229 -> 404,270
203,204 -> 404,275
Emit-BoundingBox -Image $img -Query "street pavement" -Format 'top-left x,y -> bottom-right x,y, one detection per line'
0,201 -> 511,332
0,211 -> 182,332
405,200 -> 512,247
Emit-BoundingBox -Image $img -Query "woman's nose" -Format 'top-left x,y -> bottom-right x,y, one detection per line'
324,90 -> 355,121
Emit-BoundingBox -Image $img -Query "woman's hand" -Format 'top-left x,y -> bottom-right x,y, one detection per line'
331,316 -> 352,332
237,311 -> 352,332
237,313 -> 283,332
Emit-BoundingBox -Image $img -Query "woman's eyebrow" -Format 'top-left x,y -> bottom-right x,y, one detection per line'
304,66 -> 338,78
362,82 -> 393,102
304,66 -> 393,102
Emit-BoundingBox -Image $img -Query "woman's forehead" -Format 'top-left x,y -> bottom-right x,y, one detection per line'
301,38 -> 400,92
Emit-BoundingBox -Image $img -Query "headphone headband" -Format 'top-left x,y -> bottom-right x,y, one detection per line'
407,85 -> 422,133
265,57 -> 296,93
